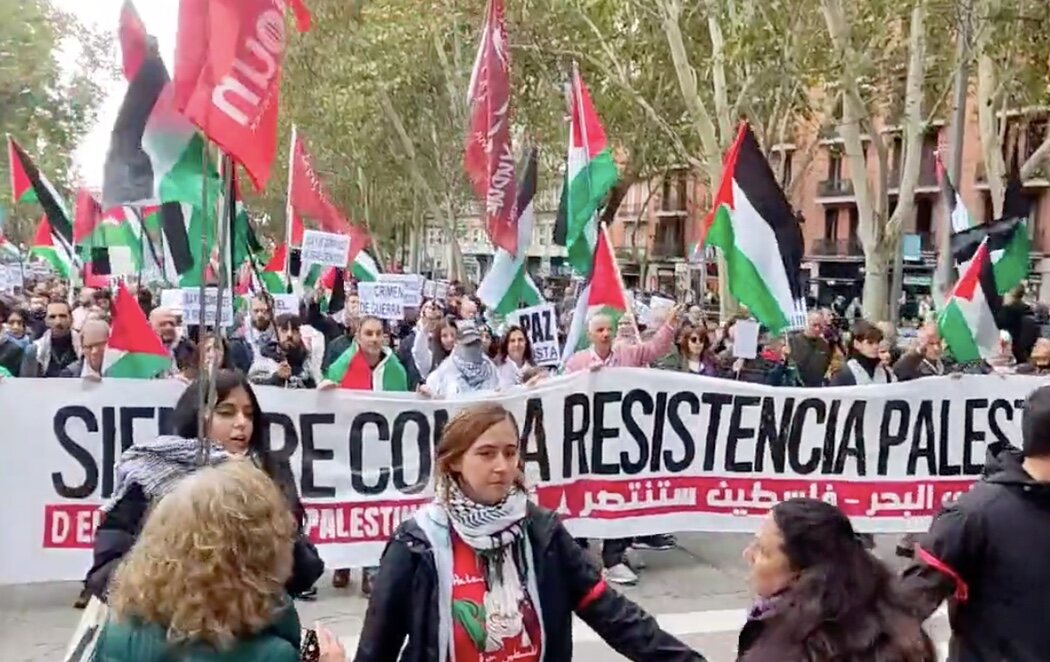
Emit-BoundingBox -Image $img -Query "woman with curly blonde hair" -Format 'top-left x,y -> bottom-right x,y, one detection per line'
93,460 -> 345,661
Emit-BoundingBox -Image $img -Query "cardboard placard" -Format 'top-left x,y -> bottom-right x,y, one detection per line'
358,281 -> 405,320
180,288 -> 235,327
509,303 -> 562,367
300,230 -> 351,268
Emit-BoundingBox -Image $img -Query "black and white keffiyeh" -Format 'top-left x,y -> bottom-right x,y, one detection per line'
443,481 -> 533,649
103,435 -> 230,512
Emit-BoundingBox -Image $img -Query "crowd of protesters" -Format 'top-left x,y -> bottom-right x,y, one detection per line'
6,270 -> 1050,661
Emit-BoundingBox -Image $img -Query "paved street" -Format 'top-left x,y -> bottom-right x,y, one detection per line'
0,533 -> 949,661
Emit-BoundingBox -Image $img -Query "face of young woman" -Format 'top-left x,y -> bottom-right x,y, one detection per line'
744,515 -> 796,599
507,330 -> 527,362
207,386 -> 254,455
440,327 -> 457,352
451,418 -> 520,506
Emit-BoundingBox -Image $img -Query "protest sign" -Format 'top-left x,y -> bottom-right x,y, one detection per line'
300,230 -> 351,268
180,288 -> 235,327
378,274 -> 424,307
0,264 -> 21,292
733,320 -> 760,359
159,289 -> 183,311
509,303 -> 561,367
272,293 -> 299,317
359,281 -> 405,320
423,280 -> 436,298
3,372 -> 1043,583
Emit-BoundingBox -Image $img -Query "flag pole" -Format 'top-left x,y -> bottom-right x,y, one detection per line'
196,138 -> 210,462
284,125 -> 297,285
600,221 -> 640,339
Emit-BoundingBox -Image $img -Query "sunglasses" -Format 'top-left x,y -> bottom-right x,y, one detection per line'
688,336 -> 702,343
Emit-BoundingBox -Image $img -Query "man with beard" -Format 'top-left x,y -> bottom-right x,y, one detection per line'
20,300 -> 79,378
248,314 -> 320,389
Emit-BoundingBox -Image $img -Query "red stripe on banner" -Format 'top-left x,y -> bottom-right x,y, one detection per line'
915,544 -> 970,603
43,504 -> 102,549
577,580 -> 607,611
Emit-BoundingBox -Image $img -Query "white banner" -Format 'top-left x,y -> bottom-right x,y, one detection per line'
2,372 -> 1046,584
271,293 -> 300,317
509,303 -> 561,367
300,230 -> 351,268
179,288 -> 235,327
378,274 -> 424,308
358,281 -> 405,320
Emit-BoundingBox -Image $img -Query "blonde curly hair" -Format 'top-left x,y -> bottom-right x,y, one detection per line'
108,459 -> 296,650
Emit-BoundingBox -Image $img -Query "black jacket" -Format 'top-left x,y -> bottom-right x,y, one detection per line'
0,337 -> 25,376
901,444 -> 1050,661
85,454 -> 323,601
354,503 -> 705,662
395,331 -> 423,391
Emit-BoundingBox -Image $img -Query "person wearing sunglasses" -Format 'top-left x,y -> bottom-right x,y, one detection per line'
657,324 -> 717,376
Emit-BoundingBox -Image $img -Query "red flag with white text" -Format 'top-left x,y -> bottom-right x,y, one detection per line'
290,132 -> 372,261
464,0 -> 517,254
172,0 -> 310,190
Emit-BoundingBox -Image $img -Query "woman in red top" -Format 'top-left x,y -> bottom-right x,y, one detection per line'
354,403 -> 705,662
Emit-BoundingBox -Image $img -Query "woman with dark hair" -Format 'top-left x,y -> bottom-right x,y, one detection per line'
80,370 -> 323,606
657,324 -> 717,376
496,325 -> 536,388
172,335 -> 235,384
355,403 -> 705,662
411,315 -> 458,381
829,320 -> 896,386
737,498 -> 935,662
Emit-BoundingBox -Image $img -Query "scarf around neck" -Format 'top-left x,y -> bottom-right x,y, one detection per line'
451,347 -> 497,389
443,481 -> 532,650
103,435 -> 230,512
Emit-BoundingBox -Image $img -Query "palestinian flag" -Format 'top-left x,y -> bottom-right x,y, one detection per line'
104,2 -> 219,286
7,136 -> 74,243
103,283 -> 172,378
939,238 -> 1001,363
950,173 -> 1030,295
561,223 -> 629,362
74,191 -> 143,277
352,250 -> 381,283
28,216 -> 74,279
702,123 -> 806,334
260,244 -> 289,293
325,343 -> 409,391
0,236 -> 19,262
479,147 -> 542,315
554,67 -> 618,277
937,154 -> 973,233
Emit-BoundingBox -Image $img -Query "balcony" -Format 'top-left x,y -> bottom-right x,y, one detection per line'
975,162 -> 1050,189
809,237 -> 863,259
815,178 -> 855,201
889,165 -> 938,193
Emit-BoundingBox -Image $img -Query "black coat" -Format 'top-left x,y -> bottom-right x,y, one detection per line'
0,337 -> 25,376
85,454 -> 323,600
354,503 -> 705,662
901,444 -> 1050,662
395,331 -> 423,391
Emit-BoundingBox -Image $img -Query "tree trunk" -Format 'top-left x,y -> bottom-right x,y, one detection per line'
977,51 -> 1006,217
659,0 -> 737,319
863,253 -> 891,320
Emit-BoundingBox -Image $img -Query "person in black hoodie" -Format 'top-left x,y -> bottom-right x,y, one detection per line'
355,403 -> 705,662
901,384 -> 1050,661
79,370 -> 322,607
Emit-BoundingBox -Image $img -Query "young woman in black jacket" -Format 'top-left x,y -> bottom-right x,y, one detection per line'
354,403 -> 705,662
82,370 -> 323,604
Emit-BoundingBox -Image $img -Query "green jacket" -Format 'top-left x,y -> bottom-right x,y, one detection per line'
93,603 -> 301,662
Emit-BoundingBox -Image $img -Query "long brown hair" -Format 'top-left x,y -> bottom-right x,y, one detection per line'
435,403 -> 526,500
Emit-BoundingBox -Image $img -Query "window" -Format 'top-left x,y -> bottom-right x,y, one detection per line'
916,199 -> 933,250
848,206 -> 859,239
824,208 -> 839,240
660,171 -> 688,212
827,147 -> 843,182
769,149 -> 795,187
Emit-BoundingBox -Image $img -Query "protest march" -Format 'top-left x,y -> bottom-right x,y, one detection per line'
4,0 -> 1050,661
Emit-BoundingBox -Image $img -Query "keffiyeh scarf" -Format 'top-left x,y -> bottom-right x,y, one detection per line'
444,481 -> 532,649
451,347 -> 498,389
103,435 -> 230,511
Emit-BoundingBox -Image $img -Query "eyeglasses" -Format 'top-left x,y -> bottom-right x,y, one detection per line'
688,336 -> 702,343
